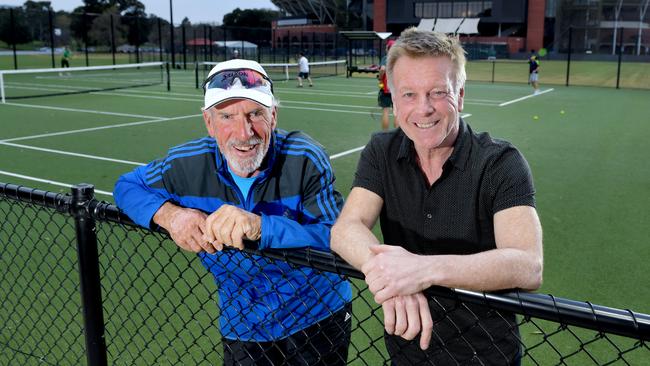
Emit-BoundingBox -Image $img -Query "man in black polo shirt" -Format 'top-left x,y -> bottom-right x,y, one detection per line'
331,28 -> 543,365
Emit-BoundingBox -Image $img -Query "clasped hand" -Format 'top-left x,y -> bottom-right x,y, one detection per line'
165,204 -> 261,253
363,244 -> 433,350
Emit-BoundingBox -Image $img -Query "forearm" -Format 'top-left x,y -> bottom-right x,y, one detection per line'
424,248 -> 543,291
259,215 -> 333,250
331,218 -> 380,270
114,169 -> 171,229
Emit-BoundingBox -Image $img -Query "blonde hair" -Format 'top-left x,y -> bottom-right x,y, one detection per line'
387,27 -> 467,93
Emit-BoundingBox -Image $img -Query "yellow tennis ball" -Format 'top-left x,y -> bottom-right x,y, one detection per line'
560,110 -> 565,114
533,115 -> 539,120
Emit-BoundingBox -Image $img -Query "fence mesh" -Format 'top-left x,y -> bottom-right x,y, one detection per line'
1,182 -> 649,365
0,192 -> 86,366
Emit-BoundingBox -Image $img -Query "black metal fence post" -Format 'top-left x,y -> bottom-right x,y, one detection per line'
135,16 -> 141,64
83,12 -> 89,66
158,18 -> 163,62
110,14 -> 116,65
193,28 -> 197,63
209,26 -> 213,62
616,27 -> 623,89
221,26 -> 226,61
169,0 -> 175,68
181,24 -> 186,69
566,26 -> 572,87
48,9 -> 55,68
71,184 -> 108,366
9,8 -> 18,69
491,59 -> 496,83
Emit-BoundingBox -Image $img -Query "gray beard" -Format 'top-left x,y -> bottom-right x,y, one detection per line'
221,137 -> 269,176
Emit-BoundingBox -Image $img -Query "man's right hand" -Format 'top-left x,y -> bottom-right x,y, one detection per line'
153,202 -> 209,253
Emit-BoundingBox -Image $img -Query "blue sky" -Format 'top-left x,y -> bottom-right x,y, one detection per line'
0,0 -> 279,24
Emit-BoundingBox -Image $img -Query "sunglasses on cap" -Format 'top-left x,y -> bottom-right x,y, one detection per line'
202,68 -> 274,94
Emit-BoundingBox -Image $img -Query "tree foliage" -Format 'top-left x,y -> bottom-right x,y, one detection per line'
222,8 -> 280,28
0,7 -> 33,45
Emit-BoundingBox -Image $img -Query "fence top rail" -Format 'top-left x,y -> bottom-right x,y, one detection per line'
1,181 -> 70,213
1,180 -> 648,342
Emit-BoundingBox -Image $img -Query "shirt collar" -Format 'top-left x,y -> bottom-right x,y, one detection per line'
396,117 -> 471,171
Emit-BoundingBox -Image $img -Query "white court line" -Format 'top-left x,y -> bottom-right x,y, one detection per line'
498,88 -> 554,107
330,146 -> 365,160
93,91 -> 198,102
2,101 -> 164,119
0,142 -> 145,166
1,113 -> 201,142
0,169 -> 113,197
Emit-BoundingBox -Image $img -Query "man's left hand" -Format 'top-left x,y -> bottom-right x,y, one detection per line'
203,204 -> 262,251
382,292 -> 433,350
362,244 -> 430,304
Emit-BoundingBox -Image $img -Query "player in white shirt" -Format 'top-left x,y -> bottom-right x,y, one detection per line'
297,52 -> 314,87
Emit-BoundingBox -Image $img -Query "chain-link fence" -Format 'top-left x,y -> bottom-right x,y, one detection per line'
0,8 -> 345,71
1,181 -> 649,365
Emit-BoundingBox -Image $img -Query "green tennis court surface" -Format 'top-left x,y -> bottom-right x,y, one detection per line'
1,68 -> 649,359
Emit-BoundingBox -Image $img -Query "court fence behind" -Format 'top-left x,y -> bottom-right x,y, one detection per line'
1,182 -> 648,366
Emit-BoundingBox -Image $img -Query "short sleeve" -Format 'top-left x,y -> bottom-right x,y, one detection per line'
352,134 -> 386,199
489,147 -> 536,214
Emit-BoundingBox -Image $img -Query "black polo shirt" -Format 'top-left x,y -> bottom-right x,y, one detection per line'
353,118 -> 535,364
354,118 -> 535,256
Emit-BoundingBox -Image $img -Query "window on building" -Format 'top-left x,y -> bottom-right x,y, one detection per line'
414,1 -> 493,19
439,2 -> 452,17
414,2 -> 438,18
467,2 -> 483,17
453,1 -> 468,17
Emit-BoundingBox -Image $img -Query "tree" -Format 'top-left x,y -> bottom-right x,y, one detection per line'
22,1 -> 52,44
222,8 -> 279,28
88,6 -> 126,48
222,8 -> 279,44
0,7 -> 32,46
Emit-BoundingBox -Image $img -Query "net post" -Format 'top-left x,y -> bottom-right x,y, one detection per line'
285,65 -> 289,81
1,73 -> 5,103
71,184 -> 108,366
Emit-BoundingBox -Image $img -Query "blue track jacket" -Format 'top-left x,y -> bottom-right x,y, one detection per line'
114,129 -> 352,341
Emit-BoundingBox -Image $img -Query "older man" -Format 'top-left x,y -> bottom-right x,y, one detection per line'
331,28 -> 543,365
114,59 -> 351,366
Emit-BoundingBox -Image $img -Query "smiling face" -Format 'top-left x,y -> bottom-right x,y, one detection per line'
203,98 -> 277,177
391,55 -> 464,155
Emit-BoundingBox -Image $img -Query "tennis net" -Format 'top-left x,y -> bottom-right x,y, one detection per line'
195,59 -> 347,88
0,62 -> 165,102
